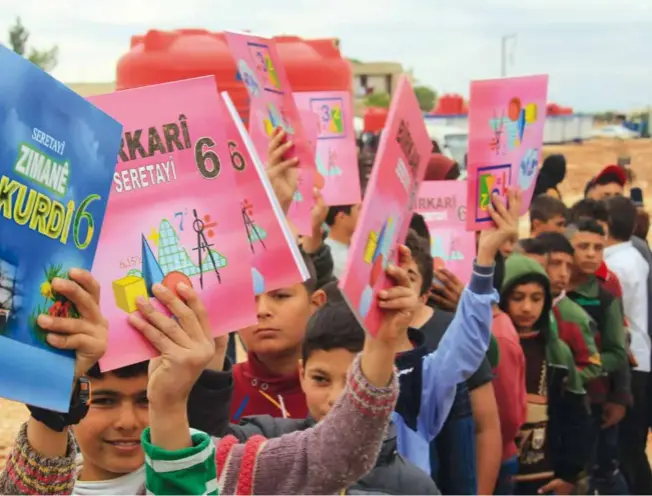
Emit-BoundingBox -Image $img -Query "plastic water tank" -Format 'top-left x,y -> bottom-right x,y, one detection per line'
363,107 -> 388,132
116,30 -> 352,122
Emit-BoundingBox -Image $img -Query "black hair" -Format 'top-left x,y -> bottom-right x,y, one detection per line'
493,250 -> 505,293
569,198 -> 610,225
301,250 -> 318,294
535,232 -> 574,256
319,280 -> 344,303
606,195 -> 637,242
529,195 -> 568,224
409,213 -> 431,246
567,218 -> 605,238
519,237 -> 548,256
87,360 -> 149,380
595,172 -> 623,187
302,301 -> 365,364
405,228 -> 433,296
325,205 -> 353,227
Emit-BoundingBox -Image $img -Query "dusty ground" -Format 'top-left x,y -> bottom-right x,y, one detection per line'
0,138 -> 650,468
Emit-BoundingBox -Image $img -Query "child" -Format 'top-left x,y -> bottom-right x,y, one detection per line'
499,254 -> 591,495
231,252 -> 324,421
191,300 -> 439,495
139,250 -> 415,495
324,204 -> 361,278
529,194 -> 568,238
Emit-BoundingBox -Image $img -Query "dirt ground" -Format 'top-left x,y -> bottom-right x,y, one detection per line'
0,138 -> 651,468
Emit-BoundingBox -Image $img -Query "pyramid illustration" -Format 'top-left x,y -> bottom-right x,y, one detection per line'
316,154 -> 342,177
248,224 -> 268,243
431,236 -> 447,259
157,219 -> 227,277
142,235 -> 164,297
293,190 -> 303,202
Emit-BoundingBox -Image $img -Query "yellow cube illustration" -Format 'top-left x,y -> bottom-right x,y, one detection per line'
364,231 -> 378,264
113,275 -> 148,313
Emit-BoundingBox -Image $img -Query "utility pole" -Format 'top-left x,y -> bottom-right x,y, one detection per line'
501,34 -> 517,77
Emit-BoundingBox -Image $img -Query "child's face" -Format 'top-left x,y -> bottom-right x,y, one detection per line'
506,282 -> 546,332
546,251 -> 573,297
299,348 -> 357,422
536,215 -> 567,235
570,231 -> 604,275
405,258 -> 428,304
73,373 -> 149,481
239,283 -> 316,356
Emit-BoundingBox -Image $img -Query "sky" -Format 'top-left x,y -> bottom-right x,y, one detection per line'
1,0 -> 650,112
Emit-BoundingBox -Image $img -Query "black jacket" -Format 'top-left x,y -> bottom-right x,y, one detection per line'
188,364 -> 439,495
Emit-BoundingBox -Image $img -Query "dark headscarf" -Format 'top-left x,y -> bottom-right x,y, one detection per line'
533,154 -> 566,198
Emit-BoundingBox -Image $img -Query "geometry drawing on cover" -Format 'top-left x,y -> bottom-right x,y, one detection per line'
316,147 -> 342,177
475,164 -> 510,223
241,199 -> 268,254
259,102 -> 294,138
247,42 -> 282,94
309,97 -> 345,139
111,208 -> 228,315
488,98 -> 540,154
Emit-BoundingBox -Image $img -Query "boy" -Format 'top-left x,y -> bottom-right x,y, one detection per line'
585,165 -> 627,201
565,220 -> 631,494
604,196 -> 652,494
139,249 -> 414,495
0,278 -> 232,495
499,253 -> 591,495
324,204 -> 361,278
231,253 -> 325,421
191,300 -> 439,495
529,194 -> 568,238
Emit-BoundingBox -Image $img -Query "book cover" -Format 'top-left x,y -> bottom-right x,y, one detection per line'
226,31 -> 321,234
221,92 -> 309,294
417,180 -> 475,283
294,91 -> 361,206
466,75 -> 548,230
339,76 -> 432,335
89,77 -> 257,372
0,46 -> 122,411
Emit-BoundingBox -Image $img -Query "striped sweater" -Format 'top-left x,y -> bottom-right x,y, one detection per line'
0,354 -> 398,495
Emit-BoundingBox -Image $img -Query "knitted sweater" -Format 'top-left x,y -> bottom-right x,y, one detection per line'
145,353 -> 398,495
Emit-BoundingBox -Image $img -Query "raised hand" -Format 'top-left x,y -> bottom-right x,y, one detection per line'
37,268 -> 108,378
430,267 -> 465,312
477,187 -> 522,266
266,127 -> 299,214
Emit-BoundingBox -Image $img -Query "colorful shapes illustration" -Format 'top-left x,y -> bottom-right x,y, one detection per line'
310,97 -> 346,139
518,109 -> 526,142
148,227 -> 160,247
525,103 -> 538,124
112,275 -> 147,314
248,44 -> 281,92
359,284 -> 374,318
364,231 -> 379,263
237,60 -> 260,97
508,97 -> 522,121
475,164 -> 511,222
370,254 -> 384,286
519,148 -> 539,190
251,267 -> 265,295
162,271 -> 193,298
316,152 -> 343,177
142,235 -> 164,297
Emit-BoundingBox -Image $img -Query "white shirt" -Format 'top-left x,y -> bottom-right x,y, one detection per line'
73,455 -> 145,495
605,241 -> 651,372
324,237 -> 349,279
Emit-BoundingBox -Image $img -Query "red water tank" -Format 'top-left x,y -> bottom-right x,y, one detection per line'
433,93 -> 465,115
364,107 -> 388,132
116,30 -> 352,122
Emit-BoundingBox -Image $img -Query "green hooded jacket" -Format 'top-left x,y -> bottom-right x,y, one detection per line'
499,254 -> 585,395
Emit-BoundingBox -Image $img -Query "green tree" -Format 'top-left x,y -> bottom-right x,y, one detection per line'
8,17 -> 58,72
414,85 -> 437,112
364,92 -> 391,108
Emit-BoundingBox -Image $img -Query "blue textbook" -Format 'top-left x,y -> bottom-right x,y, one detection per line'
0,46 -> 122,411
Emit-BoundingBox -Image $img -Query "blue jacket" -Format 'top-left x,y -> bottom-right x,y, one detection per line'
392,261 -> 497,474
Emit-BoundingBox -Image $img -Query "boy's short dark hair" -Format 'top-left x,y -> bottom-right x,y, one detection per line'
325,205 -> 353,227
87,361 -> 149,380
405,228 -> 433,296
319,280 -> 344,303
301,250 -> 318,294
567,218 -> 605,238
536,232 -> 575,256
569,198 -> 610,224
302,301 -> 365,364
409,213 -> 431,246
519,237 -> 548,256
529,195 -> 568,224
606,195 -> 638,242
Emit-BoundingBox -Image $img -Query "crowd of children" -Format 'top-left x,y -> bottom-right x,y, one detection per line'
0,123 -> 651,496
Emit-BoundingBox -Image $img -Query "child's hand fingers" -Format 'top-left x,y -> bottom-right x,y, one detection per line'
267,141 -> 293,168
37,314 -> 99,335
507,187 -> 523,218
69,269 -> 101,305
377,287 -> 416,310
151,284 -> 202,340
45,331 -> 103,354
51,277 -> 102,323
396,245 -> 413,268
128,313 -> 175,354
176,284 -> 212,341
385,263 -> 411,289
135,295 -> 191,347
267,127 -> 285,153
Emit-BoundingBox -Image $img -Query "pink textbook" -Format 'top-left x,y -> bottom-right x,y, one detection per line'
294,91 -> 361,206
221,92 -> 310,293
416,180 -> 476,283
339,77 -> 432,335
226,31 -> 319,234
466,75 -> 548,230
89,77 -> 257,371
